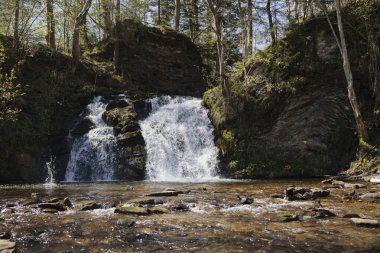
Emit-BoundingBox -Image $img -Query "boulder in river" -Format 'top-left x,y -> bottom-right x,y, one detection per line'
359,192 -> 380,200
0,239 -> 15,252
146,191 -> 183,197
115,206 -> 149,215
284,187 -> 329,200
38,202 -> 67,211
350,218 -> 379,227
149,207 -> 170,214
79,201 -> 102,211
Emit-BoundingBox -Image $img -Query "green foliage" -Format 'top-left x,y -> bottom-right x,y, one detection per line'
0,69 -> 23,125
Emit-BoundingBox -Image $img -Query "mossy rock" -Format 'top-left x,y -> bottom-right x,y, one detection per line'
149,207 -> 170,214
114,206 -> 149,215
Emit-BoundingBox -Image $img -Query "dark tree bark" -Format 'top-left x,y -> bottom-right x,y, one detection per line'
101,0 -> 112,38
46,0 -> 56,50
266,0 -> 276,44
247,0 -> 253,56
174,0 -> 181,31
113,0 -> 121,73
72,0 -> 92,68
335,0 -> 368,141
205,0 -> 231,102
13,0 -> 20,48
157,0 -> 161,25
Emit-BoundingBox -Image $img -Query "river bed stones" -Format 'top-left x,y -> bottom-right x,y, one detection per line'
115,206 -> 149,215
350,218 -> 379,227
0,239 -> 15,252
284,187 -> 330,201
78,201 -> 102,211
38,203 -> 67,212
359,192 -> 380,200
146,191 -> 183,197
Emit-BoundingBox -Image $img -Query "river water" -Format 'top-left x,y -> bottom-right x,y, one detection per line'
1,180 -> 379,252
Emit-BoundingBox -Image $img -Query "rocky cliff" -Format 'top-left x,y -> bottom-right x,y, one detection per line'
203,11 -> 377,178
0,20 -> 207,182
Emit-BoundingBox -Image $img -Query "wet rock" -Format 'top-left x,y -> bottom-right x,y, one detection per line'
321,179 -> 333,184
116,219 -> 135,227
63,197 -> 73,208
350,218 -> 379,227
146,191 -> 183,197
106,99 -> 129,111
279,214 -> 300,222
38,203 -> 67,211
127,197 -> 163,206
79,201 -> 102,211
115,206 -> 149,215
285,187 -> 329,200
332,180 -> 345,186
135,228 -> 153,238
0,232 -> 11,240
167,201 -> 189,211
71,117 -> 94,136
311,208 -> 336,219
359,192 -> 380,200
47,197 -> 64,203
370,178 -> 380,184
270,194 -> 284,199
342,213 -> 361,218
0,239 -> 15,252
133,100 -> 152,120
149,207 -> 170,214
31,193 -> 43,198
342,191 -> 358,200
42,208 -> 59,213
237,196 -> 254,205
23,199 -> 41,206
343,183 -> 366,189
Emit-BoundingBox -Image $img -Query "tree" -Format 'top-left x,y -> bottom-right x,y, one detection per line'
72,0 -> 92,67
205,0 -> 230,101
266,0 -> 276,44
101,0 -> 112,39
13,0 -> 20,48
174,0 -> 181,31
334,0 -> 368,141
46,0 -> 56,50
113,0 -> 121,73
247,0 -> 253,56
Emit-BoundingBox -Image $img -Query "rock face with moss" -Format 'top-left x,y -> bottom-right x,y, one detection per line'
88,19 -> 207,97
0,20 -> 207,183
203,17 -> 366,178
101,98 -> 147,180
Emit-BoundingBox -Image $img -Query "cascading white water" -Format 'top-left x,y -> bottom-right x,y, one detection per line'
64,96 -> 118,182
139,96 -> 220,182
44,155 -> 56,185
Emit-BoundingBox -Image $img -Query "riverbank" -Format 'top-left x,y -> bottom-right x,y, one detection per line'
1,179 -> 379,252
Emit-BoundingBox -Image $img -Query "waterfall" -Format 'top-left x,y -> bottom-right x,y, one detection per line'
64,96 -> 118,182
44,155 -> 56,185
139,96 -> 219,182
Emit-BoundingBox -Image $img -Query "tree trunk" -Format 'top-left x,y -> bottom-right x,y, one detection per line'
101,0 -> 112,39
335,0 -> 368,141
113,0 -> 121,73
266,0 -> 276,44
72,0 -> 92,68
247,0 -> 253,56
174,0 -> 180,31
237,0 -> 247,58
46,0 -> 56,50
13,0 -> 20,48
157,0 -> 161,25
205,0 -> 230,101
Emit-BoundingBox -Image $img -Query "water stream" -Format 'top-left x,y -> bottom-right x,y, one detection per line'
140,96 -> 219,182
64,96 -> 118,182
